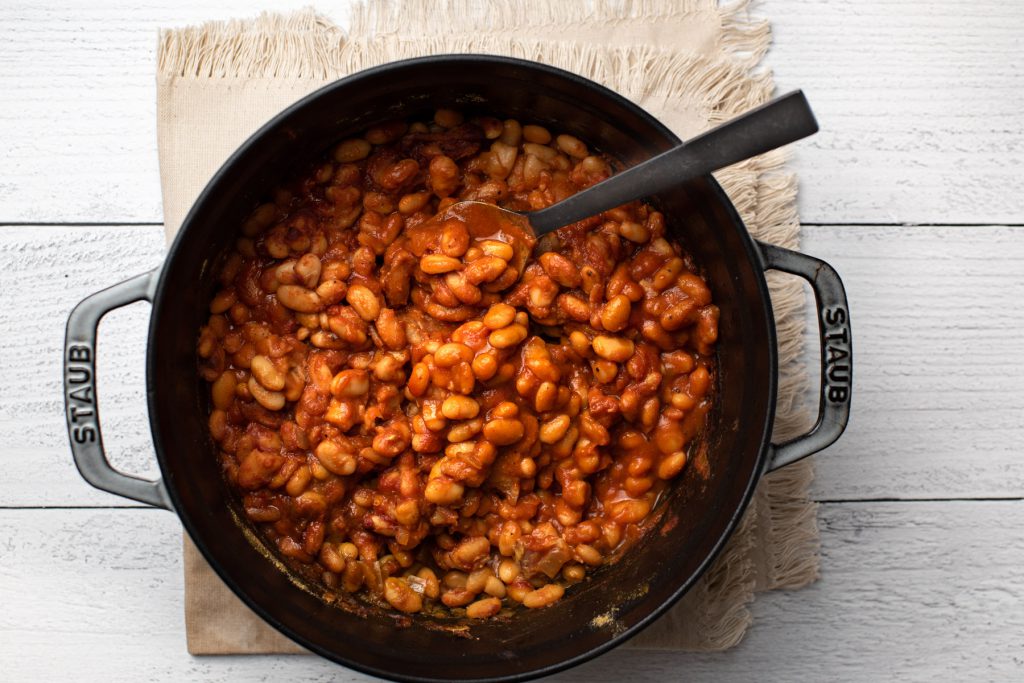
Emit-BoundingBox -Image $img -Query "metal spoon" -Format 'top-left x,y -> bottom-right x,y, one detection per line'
445,90 -> 818,245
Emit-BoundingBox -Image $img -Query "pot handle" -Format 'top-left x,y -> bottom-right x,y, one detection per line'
758,241 -> 852,472
64,269 -> 171,509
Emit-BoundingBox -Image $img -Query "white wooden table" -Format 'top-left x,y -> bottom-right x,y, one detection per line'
3,1 -> 1023,680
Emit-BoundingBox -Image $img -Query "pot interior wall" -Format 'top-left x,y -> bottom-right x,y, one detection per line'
148,57 -> 775,682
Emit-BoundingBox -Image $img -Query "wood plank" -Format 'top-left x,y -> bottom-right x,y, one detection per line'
3,223 -> 1023,505
800,224 -> 1024,500
0,224 -> 166,506
0,0 -> 332,226
1,0 -> 1022,225
769,0 -> 1024,225
1,503 -> 1021,680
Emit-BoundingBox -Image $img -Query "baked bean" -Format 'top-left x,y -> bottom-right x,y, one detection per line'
475,117 -> 502,139
463,351 -> 495,381
398,191 -> 431,215
384,577 -> 423,613
652,257 -> 685,292
315,440 -> 356,476
689,365 -> 712,398
316,279 -> 346,305
248,376 -> 285,411
445,272 -> 482,305
285,466 -> 312,498
420,254 -> 462,274
695,305 -> 719,353
478,239 -> 514,261
451,536 -> 491,569
466,596 -> 502,619
408,362 -> 430,396
203,109 -> 718,619
522,124 -> 552,144
441,588 -> 475,607
562,563 -> 586,583
483,418 -> 524,446
618,220 -> 650,243
600,294 -> 632,332
242,203 -> 277,237
539,252 -> 582,288
295,253 -> 321,289
435,342 -> 474,368
496,559 -> 520,585
424,476 -> 464,505
208,409 -> 228,441
492,401 -> 519,419
429,155 -> 460,198
347,285 -> 382,323
363,193 -> 394,216
539,414 -> 571,444
250,355 -> 285,391
487,142 -> 518,179
568,331 -> 591,357
464,256 -> 507,285
365,121 -> 408,145
483,303 -> 516,330
658,451 -> 688,479
488,324 -> 527,349
592,335 -> 635,362
422,401 -> 448,431
440,221 -> 470,257
209,289 -> 236,314
434,108 -> 464,128
441,395 -> 480,420
319,542 -> 346,573
522,153 -> 546,186
211,371 -> 236,410
330,368 -> 369,397
415,567 -> 441,599
506,583 -> 531,604
523,583 -> 564,609
555,134 -> 587,158
611,498 -> 652,524
375,308 -> 406,350
576,544 -> 603,566
531,381 -> 555,412
579,264 -> 601,295
559,293 -> 590,321
499,119 -> 522,146
276,285 -> 322,313
334,138 -> 372,162
522,142 -> 558,163
447,417 -> 483,443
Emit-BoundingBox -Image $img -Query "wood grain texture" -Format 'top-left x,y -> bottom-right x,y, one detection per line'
0,224 -> 166,506
3,223 -> 1021,506
768,0 -> 1024,224
802,223 -> 1024,500
1,503 -> 1021,681
1,0 -> 1023,224
0,0 -> 328,226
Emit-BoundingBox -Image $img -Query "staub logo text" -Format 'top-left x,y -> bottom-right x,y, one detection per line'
66,344 -> 97,443
822,307 -> 850,404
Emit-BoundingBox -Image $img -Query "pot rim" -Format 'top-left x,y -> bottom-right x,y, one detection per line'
149,53 -> 778,683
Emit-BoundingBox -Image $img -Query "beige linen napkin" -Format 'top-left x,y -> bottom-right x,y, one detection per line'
159,0 -> 817,655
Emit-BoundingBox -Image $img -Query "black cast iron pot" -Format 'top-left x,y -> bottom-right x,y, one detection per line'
63,56 -> 852,682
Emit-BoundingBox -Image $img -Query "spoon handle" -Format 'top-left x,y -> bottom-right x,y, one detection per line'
527,90 -> 818,236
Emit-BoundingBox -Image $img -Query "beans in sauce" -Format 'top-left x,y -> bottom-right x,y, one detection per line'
197,109 -> 719,618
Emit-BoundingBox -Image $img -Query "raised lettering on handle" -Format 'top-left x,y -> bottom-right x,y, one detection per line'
758,242 -> 853,471
63,270 -> 170,509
